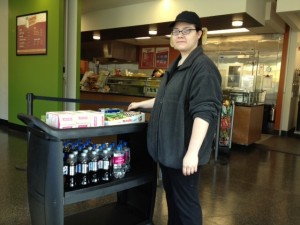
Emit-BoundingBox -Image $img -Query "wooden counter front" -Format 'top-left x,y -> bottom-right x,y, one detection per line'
232,105 -> 264,145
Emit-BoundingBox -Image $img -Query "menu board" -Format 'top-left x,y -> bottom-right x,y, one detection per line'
16,11 -> 47,55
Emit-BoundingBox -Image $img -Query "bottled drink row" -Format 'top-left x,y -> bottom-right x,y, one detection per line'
63,138 -> 131,191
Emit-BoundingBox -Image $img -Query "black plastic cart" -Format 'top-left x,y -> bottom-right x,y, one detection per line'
18,95 -> 157,225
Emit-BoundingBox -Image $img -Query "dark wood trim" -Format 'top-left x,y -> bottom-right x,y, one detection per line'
0,119 -> 8,126
0,119 -> 26,133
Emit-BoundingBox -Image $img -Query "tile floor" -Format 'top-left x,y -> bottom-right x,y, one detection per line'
1,125 -> 300,225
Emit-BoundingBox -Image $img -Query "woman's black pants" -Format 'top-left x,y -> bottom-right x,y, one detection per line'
159,163 -> 202,225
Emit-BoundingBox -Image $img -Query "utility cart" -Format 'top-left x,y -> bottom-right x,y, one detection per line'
18,95 -> 157,225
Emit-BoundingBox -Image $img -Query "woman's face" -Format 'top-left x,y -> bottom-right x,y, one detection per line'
153,71 -> 162,77
171,22 -> 202,55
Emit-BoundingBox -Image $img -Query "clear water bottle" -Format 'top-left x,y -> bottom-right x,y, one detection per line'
123,141 -> 131,173
66,153 -> 77,190
113,145 -> 126,179
89,150 -> 99,185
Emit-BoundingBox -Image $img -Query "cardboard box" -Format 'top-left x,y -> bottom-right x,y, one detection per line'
104,112 -> 145,126
46,111 -> 76,129
46,110 -> 105,129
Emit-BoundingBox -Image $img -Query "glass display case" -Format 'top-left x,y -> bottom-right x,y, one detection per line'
106,76 -> 161,97
228,89 -> 266,105
204,34 -> 283,105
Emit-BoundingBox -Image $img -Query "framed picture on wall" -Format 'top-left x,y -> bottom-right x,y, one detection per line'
155,47 -> 169,68
140,48 -> 155,68
16,11 -> 48,55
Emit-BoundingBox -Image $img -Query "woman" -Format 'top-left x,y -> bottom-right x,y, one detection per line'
151,69 -> 164,78
128,11 -> 222,225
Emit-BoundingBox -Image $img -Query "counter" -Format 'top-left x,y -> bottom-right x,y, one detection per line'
232,104 -> 264,145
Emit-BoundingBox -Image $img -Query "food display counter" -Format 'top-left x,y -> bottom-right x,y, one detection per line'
80,72 -> 162,98
106,76 -> 161,97
229,90 -> 266,106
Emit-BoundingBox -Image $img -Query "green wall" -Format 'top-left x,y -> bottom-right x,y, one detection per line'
9,0 -> 67,125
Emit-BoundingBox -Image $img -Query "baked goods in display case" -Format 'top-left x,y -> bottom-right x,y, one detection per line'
80,71 -> 110,92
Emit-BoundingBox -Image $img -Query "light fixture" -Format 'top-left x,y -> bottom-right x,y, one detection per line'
207,28 -> 249,35
149,30 -> 157,35
149,24 -> 157,35
135,37 -> 151,40
232,20 -> 243,27
93,31 -> 101,40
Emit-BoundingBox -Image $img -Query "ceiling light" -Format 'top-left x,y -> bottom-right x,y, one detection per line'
135,37 -> 151,40
149,30 -> 157,35
232,20 -> 243,27
207,28 -> 249,35
93,32 -> 100,40
149,24 -> 158,36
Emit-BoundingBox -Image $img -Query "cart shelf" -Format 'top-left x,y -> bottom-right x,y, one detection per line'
64,171 -> 154,205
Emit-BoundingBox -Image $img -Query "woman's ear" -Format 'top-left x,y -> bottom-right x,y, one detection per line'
170,34 -> 174,48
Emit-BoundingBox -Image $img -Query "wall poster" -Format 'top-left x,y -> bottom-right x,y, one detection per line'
141,48 -> 155,68
155,47 -> 169,68
16,11 -> 47,55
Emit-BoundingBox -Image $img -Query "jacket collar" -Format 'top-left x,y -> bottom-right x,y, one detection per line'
168,45 -> 204,73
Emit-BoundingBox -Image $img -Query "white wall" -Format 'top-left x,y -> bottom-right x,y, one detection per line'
81,0 -> 265,31
0,0 -> 8,121
277,0 -> 300,31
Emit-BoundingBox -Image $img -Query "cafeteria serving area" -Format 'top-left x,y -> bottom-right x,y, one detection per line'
1,124 -> 300,225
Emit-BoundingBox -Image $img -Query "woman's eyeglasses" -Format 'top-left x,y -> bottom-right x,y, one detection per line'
171,28 -> 197,36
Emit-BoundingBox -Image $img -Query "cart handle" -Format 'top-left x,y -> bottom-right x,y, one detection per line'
17,113 -> 53,134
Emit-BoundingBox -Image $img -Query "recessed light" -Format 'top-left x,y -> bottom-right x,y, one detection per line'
149,30 -> 157,35
93,32 -> 100,40
207,28 -> 249,35
232,20 -> 243,27
135,37 -> 151,40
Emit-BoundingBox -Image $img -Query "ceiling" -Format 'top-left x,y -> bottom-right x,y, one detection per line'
82,0 -> 157,14
80,0 -> 298,47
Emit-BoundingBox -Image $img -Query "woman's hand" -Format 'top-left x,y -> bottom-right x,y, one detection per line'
128,102 -> 140,111
127,98 -> 155,111
182,152 -> 199,176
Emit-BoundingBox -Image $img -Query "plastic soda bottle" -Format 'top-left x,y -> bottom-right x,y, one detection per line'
66,153 -> 77,190
100,149 -> 112,182
78,152 -> 89,187
89,150 -> 99,185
